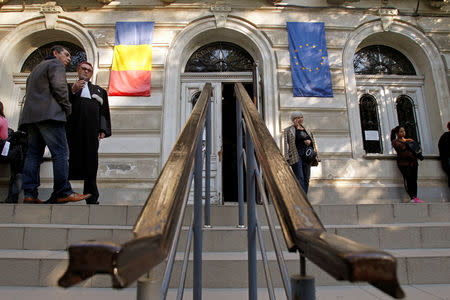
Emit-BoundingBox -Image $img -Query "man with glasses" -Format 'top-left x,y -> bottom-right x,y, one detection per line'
66,61 -> 111,204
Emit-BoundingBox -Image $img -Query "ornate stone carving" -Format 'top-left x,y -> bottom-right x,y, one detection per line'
89,29 -> 115,47
97,0 -> 113,4
40,2 -> 62,30
381,17 -> 393,31
211,3 -> 231,28
378,8 -> 398,31
213,13 -> 227,28
378,8 -> 399,16
211,3 -> 231,12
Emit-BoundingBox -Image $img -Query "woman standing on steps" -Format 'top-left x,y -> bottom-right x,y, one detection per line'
391,125 -> 424,203
284,111 -> 319,194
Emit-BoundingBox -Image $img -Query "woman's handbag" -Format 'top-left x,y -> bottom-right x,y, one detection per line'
406,140 -> 424,161
302,146 -> 317,164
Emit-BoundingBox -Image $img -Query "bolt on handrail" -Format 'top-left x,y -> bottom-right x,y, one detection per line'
234,82 -> 404,299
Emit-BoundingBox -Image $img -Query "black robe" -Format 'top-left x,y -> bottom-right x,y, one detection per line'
66,82 -> 111,180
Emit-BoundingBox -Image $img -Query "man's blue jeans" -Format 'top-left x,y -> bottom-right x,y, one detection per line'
22,121 -> 72,199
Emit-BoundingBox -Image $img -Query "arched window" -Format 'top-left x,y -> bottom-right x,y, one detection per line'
396,95 -> 419,142
359,94 -> 382,153
352,43 -> 430,155
353,45 -> 416,75
21,41 -> 86,72
185,42 -> 254,72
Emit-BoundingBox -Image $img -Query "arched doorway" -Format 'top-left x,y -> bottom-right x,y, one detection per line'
0,19 -> 95,130
162,16 -> 278,204
161,16 -> 279,165
182,42 -> 255,203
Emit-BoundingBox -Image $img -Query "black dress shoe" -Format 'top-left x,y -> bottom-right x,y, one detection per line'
4,198 -> 18,204
45,195 -> 57,204
86,199 -> 99,205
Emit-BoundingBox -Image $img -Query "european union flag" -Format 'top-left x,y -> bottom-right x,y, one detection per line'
287,22 -> 333,97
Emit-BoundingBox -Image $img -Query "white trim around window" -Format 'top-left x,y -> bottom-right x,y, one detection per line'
356,74 -> 432,155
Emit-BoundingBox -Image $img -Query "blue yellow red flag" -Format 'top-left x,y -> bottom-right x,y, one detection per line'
287,22 -> 333,97
109,22 -> 154,96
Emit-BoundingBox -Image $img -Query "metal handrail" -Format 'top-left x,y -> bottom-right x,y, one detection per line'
58,83 -> 212,289
176,215 -> 194,300
255,209 -> 276,300
234,82 -> 404,299
255,167 -> 291,300
241,146 -> 291,300
161,171 -> 194,299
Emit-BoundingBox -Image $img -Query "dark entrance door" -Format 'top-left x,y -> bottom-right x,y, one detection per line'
221,82 -> 253,202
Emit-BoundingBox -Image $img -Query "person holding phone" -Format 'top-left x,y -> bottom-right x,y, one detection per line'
391,126 -> 424,203
283,111 -> 319,194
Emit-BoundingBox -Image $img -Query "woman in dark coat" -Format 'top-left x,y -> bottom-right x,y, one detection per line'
283,111 -> 319,194
391,126 -> 424,203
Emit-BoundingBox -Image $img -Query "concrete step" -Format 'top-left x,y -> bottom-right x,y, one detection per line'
3,182 -> 446,204
0,202 -> 448,292
1,222 -> 450,251
2,285 -> 450,300
1,202 -> 449,226
0,248 -> 449,288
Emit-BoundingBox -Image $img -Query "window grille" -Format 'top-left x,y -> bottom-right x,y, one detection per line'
185,42 -> 254,72
396,95 -> 419,142
359,94 -> 382,153
353,45 -> 416,75
21,41 -> 86,72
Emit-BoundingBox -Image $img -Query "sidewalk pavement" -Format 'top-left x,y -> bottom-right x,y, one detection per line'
0,284 -> 449,300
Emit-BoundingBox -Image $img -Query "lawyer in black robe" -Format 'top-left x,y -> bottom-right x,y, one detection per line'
67,71 -> 111,204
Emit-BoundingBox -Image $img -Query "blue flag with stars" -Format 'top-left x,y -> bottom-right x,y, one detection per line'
287,22 -> 333,97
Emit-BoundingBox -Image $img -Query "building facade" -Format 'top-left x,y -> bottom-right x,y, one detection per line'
0,0 -> 448,203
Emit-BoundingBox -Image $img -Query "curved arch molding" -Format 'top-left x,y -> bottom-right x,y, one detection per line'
161,16 -> 279,163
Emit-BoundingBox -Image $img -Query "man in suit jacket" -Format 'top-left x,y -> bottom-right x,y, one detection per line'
67,61 -> 111,204
20,45 -> 91,204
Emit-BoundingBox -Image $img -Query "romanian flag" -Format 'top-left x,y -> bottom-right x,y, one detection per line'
287,22 -> 333,97
109,22 -> 154,96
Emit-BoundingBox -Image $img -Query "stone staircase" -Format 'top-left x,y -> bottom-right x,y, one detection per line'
0,202 -> 449,297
